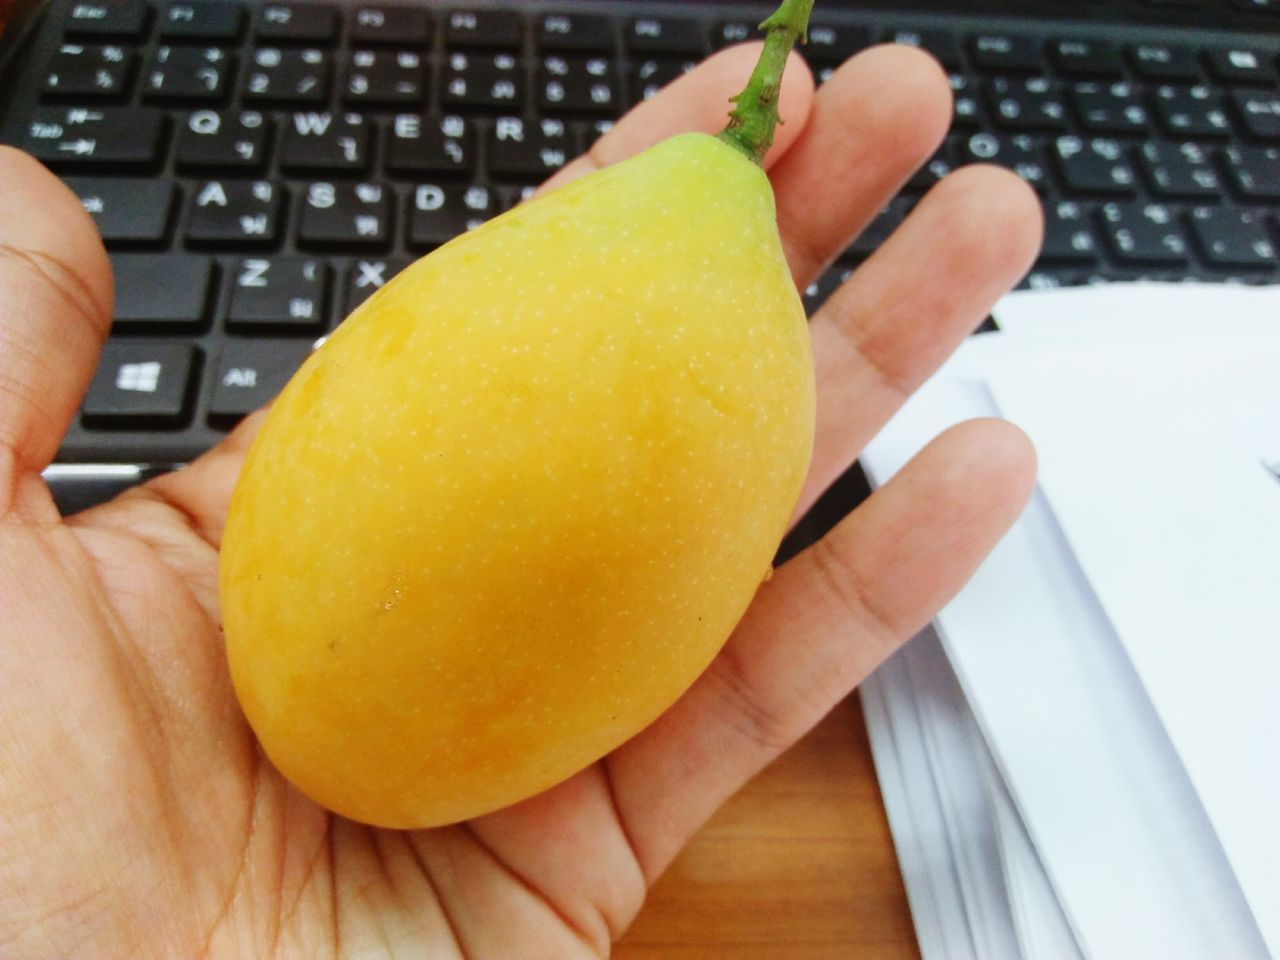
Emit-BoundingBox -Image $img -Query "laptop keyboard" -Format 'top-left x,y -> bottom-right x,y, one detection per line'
0,0 -> 1278,504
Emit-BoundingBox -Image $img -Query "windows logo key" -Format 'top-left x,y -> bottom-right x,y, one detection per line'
82,343 -> 197,428
115,360 -> 161,393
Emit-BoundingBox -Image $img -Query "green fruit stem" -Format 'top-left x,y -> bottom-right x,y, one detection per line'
717,0 -> 815,166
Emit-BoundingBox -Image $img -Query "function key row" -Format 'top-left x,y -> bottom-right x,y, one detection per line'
62,2 -> 726,53
67,2 -> 433,45
60,3 -> 1280,84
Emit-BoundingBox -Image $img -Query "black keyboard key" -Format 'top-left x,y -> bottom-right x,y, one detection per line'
626,17 -> 706,56
408,183 -> 494,247
351,6 -> 431,45
1127,43 -> 1201,81
65,0 -> 148,39
539,55 -> 620,113
175,109 -> 270,171
23,106 -> 164,168
280,111 -> 369,172
1072,81 -> 1150,134
143,46 -> 234,103
257,4 -> 339,42
849,197 -> 914,257
1098,202 -> 1191,264
907,135 -> 960,190
442,51 -> 524,109
809,59 -> 839,85
986,77 -> 1068,131
1204,47 -> 1278,85
1231,90 -> 1280,140
343,50 -> 427,105
446,9 -> 523,47
160,2 -> 243,41
1041,201 -> 1101,262
66,177 -> 175,243
949,74 -> 981,127
227,257 -> 329,330
210,339 -> 314,423
1190,206 -> 1278,267
630,58 -> 697,102
573,118 -> 614,154
1052,136 -> 1138,194
243,47 -> 331,104
804,23 -> 872,63
1020,270 -> 1086,291
1139,140 -> 1222,197
83,343 -> 198,427
345,257 -> 412,313
499,184 -> 538,211
884,28 -> 962,70
110,254 -> 215,330
713,19 -> 755,49
186,179 -> 283,246
802,266 -> 852,315
298,181 -> 393,249
970,34 -> 1042,72
489,116 -> 572,176
538,12 -> 614,51
961,133 -> 1050,191
387,113 -> 471,176
1050,39 -> 1124,77
42,43 -> 134,100
1153,85 -> 1232,138
1222,145 -> 1280,199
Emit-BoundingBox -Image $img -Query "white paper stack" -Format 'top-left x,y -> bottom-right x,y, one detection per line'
858,284 -> 1280,960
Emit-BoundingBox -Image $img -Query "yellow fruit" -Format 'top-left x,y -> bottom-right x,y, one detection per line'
219,133 -> 813,827
219,131 -> 814,828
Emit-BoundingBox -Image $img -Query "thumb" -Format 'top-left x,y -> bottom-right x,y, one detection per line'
0,146 -> 113,518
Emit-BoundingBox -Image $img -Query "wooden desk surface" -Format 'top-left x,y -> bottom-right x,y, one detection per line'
615,695 -> 920,960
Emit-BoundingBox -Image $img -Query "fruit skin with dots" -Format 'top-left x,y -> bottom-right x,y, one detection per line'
218,131 -> 815,829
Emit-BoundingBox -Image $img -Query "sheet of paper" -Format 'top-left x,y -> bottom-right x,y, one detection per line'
984,329 -> 1280,954
992,282 -> 1280,339
970,714 -> 1081,960
901,631 -> 1023,960
862,647 -> 979,960
862,367 -> 1267,959
866,625 -> 1086,960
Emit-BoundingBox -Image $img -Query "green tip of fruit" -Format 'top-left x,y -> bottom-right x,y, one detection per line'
717,0 -> 815,165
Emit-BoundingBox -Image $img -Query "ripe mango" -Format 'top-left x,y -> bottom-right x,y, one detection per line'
220,129 -> 815,828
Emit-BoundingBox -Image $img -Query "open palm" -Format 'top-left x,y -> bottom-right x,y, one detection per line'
0,45 -> 1040,959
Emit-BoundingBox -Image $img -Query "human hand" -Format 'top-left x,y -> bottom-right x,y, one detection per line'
0,43 -> 1039,958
